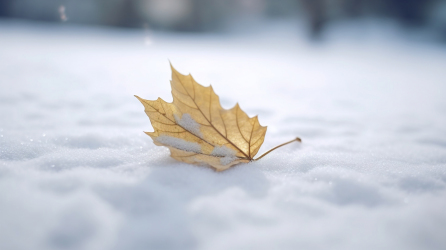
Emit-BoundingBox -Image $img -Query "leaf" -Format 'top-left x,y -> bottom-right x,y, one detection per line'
135,64 -> 301,171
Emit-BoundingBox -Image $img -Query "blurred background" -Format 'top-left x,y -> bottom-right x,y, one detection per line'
1,0 -> 446,40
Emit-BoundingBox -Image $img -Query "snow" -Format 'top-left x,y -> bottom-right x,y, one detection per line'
211,145 -> 237,165
156,135 -> 201,153
1,19 -> 446,250
174,113 -> 203,137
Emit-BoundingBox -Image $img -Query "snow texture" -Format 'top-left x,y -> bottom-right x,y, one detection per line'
174,113 -> 203,137
211,145 -> 238,165
1,20 -> 446,250
156,135 -> 201,153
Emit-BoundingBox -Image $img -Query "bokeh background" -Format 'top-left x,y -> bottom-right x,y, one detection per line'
1,1 -> 446,250
1,0 -> 446,39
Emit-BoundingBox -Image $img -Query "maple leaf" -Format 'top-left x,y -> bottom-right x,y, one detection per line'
135,64 -> 301,171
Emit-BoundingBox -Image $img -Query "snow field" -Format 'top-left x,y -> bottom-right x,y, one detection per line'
1,20 -> 446,250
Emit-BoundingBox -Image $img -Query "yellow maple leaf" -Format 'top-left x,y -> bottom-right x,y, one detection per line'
135,65 -> 301,171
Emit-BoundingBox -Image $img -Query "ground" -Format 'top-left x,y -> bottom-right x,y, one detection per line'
1,19 -> 446,250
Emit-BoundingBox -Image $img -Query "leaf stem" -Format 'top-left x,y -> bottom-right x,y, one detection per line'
253,137 -> 301,161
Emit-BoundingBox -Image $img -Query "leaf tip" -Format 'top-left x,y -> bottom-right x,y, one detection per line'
250,115 -> 259,123
169,62 -> 178,74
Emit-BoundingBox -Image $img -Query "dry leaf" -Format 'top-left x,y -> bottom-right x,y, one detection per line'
135,64 -> 300,171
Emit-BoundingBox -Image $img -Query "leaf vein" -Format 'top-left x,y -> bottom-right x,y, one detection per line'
250,133 -> 264,147
236,107 -> 249,143
248,121 -> 255,158
179,79 -> 250,159
172,92 -> 198,110
143,100 -> 215,146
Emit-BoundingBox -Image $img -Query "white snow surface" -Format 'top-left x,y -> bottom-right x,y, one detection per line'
1,20 -> 446,250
